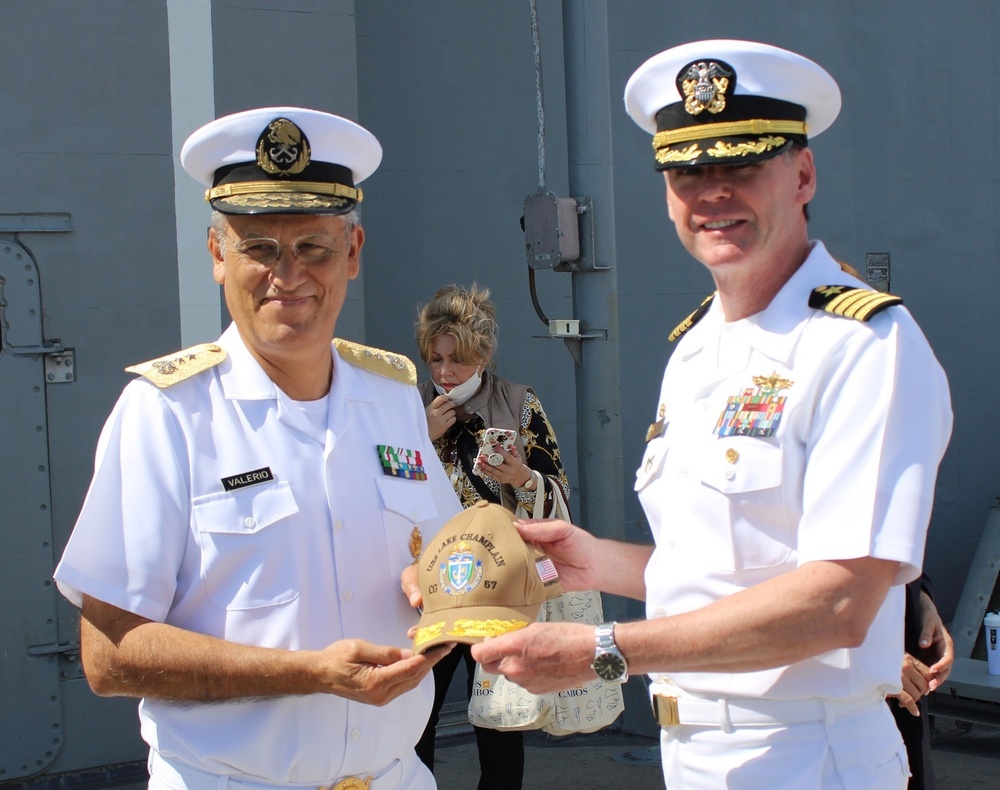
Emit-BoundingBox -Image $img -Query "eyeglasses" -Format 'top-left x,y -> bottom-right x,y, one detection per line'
228,234 -> 341,266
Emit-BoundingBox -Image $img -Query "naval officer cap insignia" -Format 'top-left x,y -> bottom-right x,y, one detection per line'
624,40 -> 841,170
413,501 -> 562,654
180,106 -> 382,215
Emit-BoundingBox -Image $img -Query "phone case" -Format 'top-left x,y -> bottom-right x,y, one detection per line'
472,427 -> 517,476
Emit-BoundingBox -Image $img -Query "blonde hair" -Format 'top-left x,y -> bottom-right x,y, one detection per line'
415,283 -> 498,369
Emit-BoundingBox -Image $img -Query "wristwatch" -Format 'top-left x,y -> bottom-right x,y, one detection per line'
592,622 -> 629,683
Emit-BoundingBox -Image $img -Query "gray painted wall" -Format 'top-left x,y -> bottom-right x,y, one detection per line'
1,1 -> 178,780
0,0 -> 995,781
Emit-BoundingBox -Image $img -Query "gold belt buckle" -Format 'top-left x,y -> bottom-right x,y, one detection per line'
324,778 -> 371,790
653,693 -> 680,727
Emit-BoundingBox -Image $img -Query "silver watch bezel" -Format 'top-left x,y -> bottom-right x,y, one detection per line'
592,621 -> 629,683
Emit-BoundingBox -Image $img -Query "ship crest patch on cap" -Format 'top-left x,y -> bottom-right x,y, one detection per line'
412,502 -> 562,654
678,59 -> 735,116
441,541 -> 485,595
256,118 -> 311,177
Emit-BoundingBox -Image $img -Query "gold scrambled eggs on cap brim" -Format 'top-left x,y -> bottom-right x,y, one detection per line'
413,501 -> 561,654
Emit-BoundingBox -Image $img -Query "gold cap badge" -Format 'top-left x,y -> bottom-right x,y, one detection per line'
680,59 -> 733,116
256,118 -> 311,177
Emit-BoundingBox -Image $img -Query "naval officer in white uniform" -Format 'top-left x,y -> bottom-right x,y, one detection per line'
472,40 -> 952,789
54,106 -> 461,790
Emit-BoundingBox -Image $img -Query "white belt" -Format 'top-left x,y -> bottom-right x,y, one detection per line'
149,751 -> 402,790
651,690 -> 884,731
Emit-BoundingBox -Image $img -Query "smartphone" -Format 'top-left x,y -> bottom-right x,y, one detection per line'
472,427 -> 517,476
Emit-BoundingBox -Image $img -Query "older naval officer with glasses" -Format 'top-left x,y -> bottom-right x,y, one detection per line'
54,107 -> 461,790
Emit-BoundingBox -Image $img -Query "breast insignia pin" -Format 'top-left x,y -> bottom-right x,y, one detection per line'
409,527 -> 423,563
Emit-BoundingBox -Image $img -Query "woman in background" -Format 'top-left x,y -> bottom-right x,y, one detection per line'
413,283 -> 570,790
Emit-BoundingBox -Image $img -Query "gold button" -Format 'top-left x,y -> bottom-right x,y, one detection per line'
725,448 -> 739,464
658,403 -> 666,418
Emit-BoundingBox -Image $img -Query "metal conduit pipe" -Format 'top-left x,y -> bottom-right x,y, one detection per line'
559,2 -> 627,577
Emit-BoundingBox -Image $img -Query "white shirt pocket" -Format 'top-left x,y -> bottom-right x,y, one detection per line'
696,439 -> 793,571
375,476 -> 440,573
193,481 -> 301,610
699,439 -> 783,494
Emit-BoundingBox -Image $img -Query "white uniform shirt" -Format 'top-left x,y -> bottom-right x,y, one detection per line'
638,242 -> 952,701
55,324 -> 461,783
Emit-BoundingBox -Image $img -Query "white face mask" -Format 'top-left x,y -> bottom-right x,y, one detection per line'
434,366 -> 483,406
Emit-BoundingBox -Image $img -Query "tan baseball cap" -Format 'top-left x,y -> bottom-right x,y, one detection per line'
413,501 -> 562,654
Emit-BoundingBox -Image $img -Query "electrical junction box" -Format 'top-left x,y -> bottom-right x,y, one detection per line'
523,192 -> 581,269
548,319 -> 580,336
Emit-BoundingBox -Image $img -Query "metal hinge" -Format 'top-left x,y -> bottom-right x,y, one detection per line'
10,343 -> 76,383
27,642 -> 80,658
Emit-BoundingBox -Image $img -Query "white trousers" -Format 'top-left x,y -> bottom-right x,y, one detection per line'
659,697 -> 909,790
147,750 -> 434,790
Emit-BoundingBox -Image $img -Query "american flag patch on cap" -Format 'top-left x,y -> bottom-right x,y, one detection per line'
535,555 -> 560,586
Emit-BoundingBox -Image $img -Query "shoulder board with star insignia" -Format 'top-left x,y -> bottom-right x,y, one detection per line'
124,343 -> 227,389
333,338 -> 416,385
668,292 -> 716,342
808,286 -> 903,322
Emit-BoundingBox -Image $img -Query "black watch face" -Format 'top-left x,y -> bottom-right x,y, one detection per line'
594,652 -> 626,681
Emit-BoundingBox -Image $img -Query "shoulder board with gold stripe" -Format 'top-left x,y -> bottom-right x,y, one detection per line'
668,292 -> 716,342
124,343 -> 227,389
808,286 -> 903,322
333,338 -> 416,385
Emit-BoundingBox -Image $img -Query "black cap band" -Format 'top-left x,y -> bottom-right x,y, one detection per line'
652,96 -> 808,170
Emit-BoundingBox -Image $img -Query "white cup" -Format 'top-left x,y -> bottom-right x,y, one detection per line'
985,612 -> 1000,675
